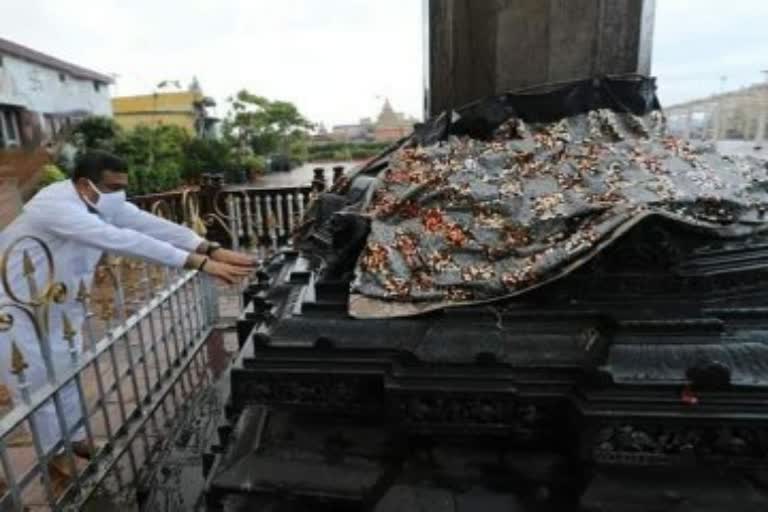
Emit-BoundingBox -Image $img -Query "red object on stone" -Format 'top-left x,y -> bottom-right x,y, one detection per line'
681,386 -> 699,406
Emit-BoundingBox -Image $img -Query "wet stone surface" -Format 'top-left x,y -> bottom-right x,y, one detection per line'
136,382 -> 225,511
78,329 -> 236,512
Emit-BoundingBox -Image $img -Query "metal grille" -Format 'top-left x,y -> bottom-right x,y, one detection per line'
0,239 -> 218,511
129,185 -> 313,259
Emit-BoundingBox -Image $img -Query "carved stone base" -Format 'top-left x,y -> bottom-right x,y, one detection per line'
582,468 -> 768,512
205,406 -> 399,511
373,485 -> 526,512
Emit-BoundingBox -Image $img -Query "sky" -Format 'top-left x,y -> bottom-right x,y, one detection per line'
2,0 -> 766,127
653,0 -> 768,105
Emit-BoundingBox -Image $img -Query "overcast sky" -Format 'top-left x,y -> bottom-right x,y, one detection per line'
653,0 -> 768,105
3,0 -> 766,126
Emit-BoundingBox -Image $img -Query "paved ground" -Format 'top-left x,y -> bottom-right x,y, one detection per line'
716,140 -> 768,159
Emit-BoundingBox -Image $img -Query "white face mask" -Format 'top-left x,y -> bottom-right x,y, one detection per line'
84,180 -> 126,219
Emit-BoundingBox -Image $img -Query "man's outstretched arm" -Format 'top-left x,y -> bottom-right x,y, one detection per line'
111,201 -> 205,252
112,201 -> 256,266
29,199 -> 251,283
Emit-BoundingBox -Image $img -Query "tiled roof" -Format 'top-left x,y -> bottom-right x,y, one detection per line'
0,37 -> 113,84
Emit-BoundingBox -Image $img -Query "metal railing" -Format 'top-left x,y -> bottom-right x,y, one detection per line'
0,238 -> 218,510
0,167 -> 327,509
217,185 -> 313,252
129,164 -> 354,256
130,184 -> 311,255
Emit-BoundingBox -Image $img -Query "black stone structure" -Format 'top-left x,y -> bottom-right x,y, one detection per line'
202,77 -> 768,510
203,215 -> 768,511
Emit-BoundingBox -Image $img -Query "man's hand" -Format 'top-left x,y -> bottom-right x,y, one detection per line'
185,253 -> 253,284
210,248 -> 257,267
201,259 -> 253,284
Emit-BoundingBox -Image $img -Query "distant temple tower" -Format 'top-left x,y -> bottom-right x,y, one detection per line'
374,99 -> 415,142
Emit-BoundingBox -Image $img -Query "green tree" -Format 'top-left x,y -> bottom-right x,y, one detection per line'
182,138 -> 237,182
70,116 -> 122,151
115,125 -> 189,195
222,90 -> 313,162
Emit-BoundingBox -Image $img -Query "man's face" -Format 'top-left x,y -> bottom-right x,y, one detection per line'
77,170 -> 129,204
94,170 -> 129,193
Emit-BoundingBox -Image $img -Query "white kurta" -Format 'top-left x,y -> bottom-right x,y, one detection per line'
0,181 -> 203,453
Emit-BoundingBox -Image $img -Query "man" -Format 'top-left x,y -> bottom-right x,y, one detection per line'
0,150 -> 254,494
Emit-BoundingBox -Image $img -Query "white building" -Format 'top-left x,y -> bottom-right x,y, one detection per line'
0,37 -> 113,149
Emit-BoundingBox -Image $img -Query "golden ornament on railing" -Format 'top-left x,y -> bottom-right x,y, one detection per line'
199,189 -> 237,242
45,282 -> 68,305
1,236 -> 60,307
10,340 -> 28,375
0,311 -> 13,331
76,280 -> 90,304
0,236 -> 71,368
61,312 -> 77,348
151,199 -> 173,221
182,189 -> 207,236
21,250 -> 35,278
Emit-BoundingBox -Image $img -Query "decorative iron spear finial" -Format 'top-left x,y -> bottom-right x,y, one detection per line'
47,282 -> 67,304
61,312 -> 77,347
0,312 -> 13,332
76,279 -> 89,304
21,250 -> 35,277
10,340 -> 28,375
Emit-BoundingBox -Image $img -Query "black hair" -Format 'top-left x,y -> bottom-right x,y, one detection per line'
72,150 -> 128,183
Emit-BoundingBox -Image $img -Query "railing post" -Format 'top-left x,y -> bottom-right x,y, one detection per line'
226,193 -> 240,251
297,191 -> 306,224
264,194 -> 275,252
312,167 -> 327,192
333,165 -> 345,185
199,173 -> 227,246
287,192 -> 295,233
275,193 -> 285,242
235,195 -> 244,240
243,193 -> 254,245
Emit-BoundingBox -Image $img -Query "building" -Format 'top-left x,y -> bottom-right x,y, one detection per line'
112,84 -> 218,138
665,74 -> 768,143
373,99 -> 415,142
331,123 -> 371,142
325,100 -> 416,144
0,37 -> 113,148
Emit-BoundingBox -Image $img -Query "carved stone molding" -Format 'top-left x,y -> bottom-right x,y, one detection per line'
589,423 -> 768,468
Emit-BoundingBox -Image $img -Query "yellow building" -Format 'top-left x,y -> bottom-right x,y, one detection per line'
111,91 -> 218,137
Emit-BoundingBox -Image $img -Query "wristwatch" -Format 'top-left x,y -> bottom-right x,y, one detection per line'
204,242 -> 222,256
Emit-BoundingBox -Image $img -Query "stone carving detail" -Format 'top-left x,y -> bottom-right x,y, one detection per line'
592,423 -> 768,467
235,373 -> 558,433
549,255 -> 768,304
394,392 -> 544,430
233,373 -> 383,412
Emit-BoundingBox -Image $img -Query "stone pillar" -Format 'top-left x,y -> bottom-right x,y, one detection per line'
756,108 -> 766,144
756,85 -> 767,144
683,109 -> 693,140
711,103 -> 721,142
425,0 -> 656,117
